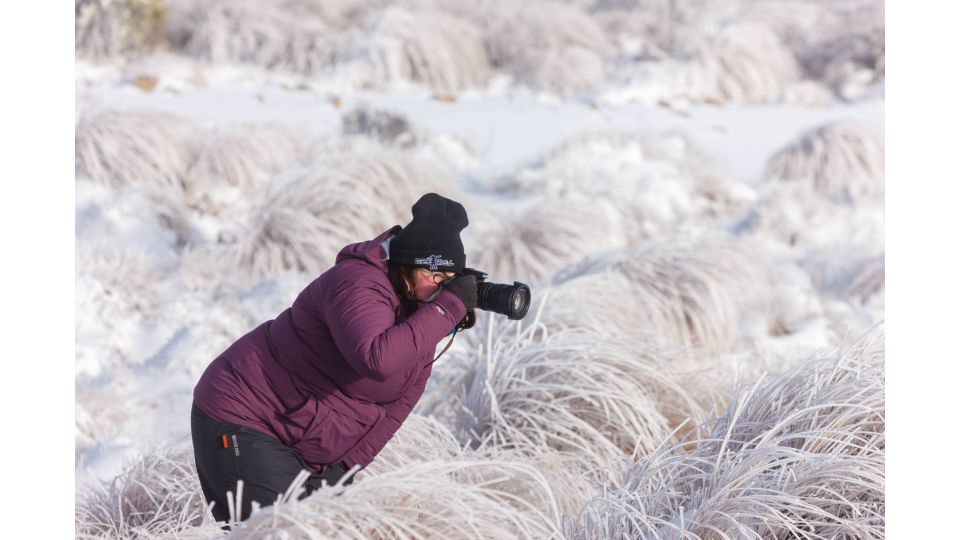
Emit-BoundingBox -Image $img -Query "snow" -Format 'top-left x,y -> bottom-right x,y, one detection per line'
76,62 -> 883,183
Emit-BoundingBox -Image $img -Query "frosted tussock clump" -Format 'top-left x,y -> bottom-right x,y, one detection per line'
683,21 -> 801,104
592,0 -> 740,61
363,6 -> 491,94
567,336 -> 884,539
427,315 -> 709,474
776,0 -> 885,100
610,19 -> 801,105
467,197 -> 626,285
477,0 -> 612,93
76,109 -> 198,192
361,413 -> 596,523
237,457 -> 567,539
228,140 -> 458,280
554,237 -> 775,353
76,0 -> 167,60
166,0 -> 361,76
75,443 -> 221,539
186,122 -> 310,215
766,119 -> 884,204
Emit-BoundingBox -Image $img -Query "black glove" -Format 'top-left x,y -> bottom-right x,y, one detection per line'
443,274 -> 478,310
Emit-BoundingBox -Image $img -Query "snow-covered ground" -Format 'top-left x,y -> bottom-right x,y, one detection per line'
74,1 -> 885,537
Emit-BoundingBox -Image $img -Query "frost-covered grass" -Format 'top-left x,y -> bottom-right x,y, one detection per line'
76,0 -> 883,101
552,237 -> 775,352
75,444 -> 221,539
364,7 -> 492,94
165,0 -> 359,76
76,0 -> 168,60
186,122 -> 309,214
567,336 -> 884,539
76,109 -> 197,191
766,119 -> 884,204
425,314 -> 712,474
237,458 -> 567,538
227,139 -> 457,280
74,337 -> 885,538
75,0 -> 883,537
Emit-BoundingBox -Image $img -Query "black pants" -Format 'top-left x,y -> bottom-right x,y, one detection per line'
191,403 -> 354,523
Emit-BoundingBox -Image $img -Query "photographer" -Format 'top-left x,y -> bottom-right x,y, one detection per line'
190,193 -> 477,524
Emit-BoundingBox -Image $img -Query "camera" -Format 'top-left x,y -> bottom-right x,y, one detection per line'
455,268 -> 531,330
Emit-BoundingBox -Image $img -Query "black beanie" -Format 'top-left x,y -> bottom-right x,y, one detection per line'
390,193 -> 468,272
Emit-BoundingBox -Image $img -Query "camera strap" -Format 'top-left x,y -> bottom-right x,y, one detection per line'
429,327 -> 460,366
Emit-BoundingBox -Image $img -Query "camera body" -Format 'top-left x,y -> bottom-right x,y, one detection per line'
456,268 -> 531,330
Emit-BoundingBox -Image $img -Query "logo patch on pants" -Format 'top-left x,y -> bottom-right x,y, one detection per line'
232,434 -> 240,456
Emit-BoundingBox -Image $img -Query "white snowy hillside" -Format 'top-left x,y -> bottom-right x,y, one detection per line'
75,0 -> 885,538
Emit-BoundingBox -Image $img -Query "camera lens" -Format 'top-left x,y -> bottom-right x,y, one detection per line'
476,281 -> 531,320
509,283 -> 531,320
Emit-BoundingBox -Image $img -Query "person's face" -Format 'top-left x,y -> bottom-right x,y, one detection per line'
411,268 -> 456,301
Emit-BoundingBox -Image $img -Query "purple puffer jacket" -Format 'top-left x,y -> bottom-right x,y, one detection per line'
193,226 -> 467,473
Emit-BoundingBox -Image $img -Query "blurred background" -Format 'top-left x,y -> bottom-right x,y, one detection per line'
75,0 -> 884,537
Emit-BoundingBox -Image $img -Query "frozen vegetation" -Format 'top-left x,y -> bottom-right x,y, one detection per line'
75,0 -> 884,537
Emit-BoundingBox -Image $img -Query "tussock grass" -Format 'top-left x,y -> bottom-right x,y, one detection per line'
76,109 -> 198,192
186,122 -> 309,215
593,1 -> 685,60
427,314 -> 710,476
360,414 -> 467,475
364,7 -> 491,93
229,140 -> 456,280
766,120 -> 885,204
75,444 -> 221,539
80,0 -> 883,101
76,0 -> 168,59
477,0 -> 611,93
607,16 -> 801,105
684,21 -> 801,104
469,197 -> 626,284
235,457 -> 566,539
567,336 -> 884,539
591,0 -> 738,61
232,416 -> 585,540
775,0 -> 885,100
735,120 -> 885,255
554,237 -> 774,352
167,0 -> 359,75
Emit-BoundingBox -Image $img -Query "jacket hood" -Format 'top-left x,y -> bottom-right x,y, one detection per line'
335,226 -> 403,269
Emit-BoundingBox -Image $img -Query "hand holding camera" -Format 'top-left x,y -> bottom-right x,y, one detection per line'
443,274 -> 478,310
443,268 -> 531,330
